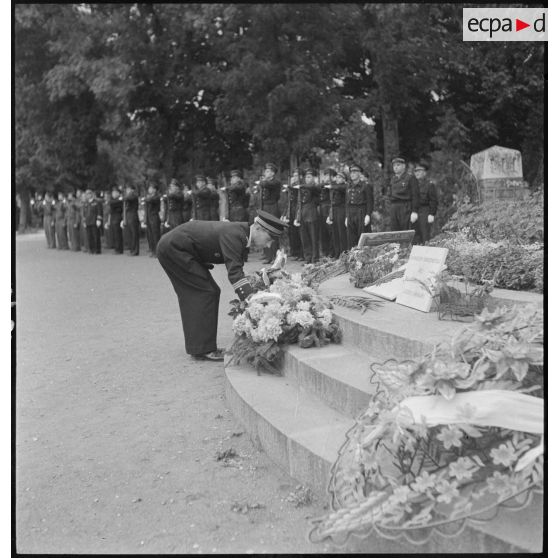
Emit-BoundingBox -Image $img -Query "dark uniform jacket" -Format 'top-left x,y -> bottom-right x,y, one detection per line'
346,180 -> 374,214
388,173 -> 420,212
182,191 -> 193,222
82,199 -> 102,226
298,183 -> 321,222
319,185 -> 331,214
109,197 -> 124,219
226,181 -> 249,221
260,178 -> 282,214
285,183 -> 299,220
331,182 -> 347,209
175,221 -> 252,299
145,193 -> 161,221
193,187 -> 213,220
67,200 -> 81,227
55,200 -> 67,223
124,191 -> 140,219
417,177 -> 438,215
43,199 -> 56,218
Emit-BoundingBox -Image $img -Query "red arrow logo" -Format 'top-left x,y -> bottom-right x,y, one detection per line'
516,18 -> 530,31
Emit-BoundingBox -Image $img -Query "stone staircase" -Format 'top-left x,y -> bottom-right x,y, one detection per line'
224,274 -> 543,553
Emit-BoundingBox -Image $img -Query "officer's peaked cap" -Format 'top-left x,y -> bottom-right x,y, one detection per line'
349,163 -> 363,172
195,174 -> 206,181
255,210 -> 289,236
230,169 -> 242,177
303,167 -> 317,176
391,156 -> 406,165
415,161 -> 429,171
265,162 -> 278,173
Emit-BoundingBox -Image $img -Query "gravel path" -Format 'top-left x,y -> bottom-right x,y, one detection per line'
15,233 -> 342,554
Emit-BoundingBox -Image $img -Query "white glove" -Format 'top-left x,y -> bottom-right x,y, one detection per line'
293,184 -> 300,190
104,223 -> 109,230
96,219 -> 102,228
364,214 -> 370,226
372,211 -> 381,221
164,221 -> 170,228
326,216 -> 332,225
344,217 -> 348,228
141,222 -> 147,229
120,221 -> 125,229
410,212 -> 418,224
428,214 -> 435,224
221,218 -> 229,222
324,184 -> 331,189
293,219 -> 300,227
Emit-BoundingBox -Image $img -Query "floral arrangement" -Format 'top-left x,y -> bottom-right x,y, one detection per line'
309,304 -> 543,545
227,275 -> 341,374
346,243 -> 408,288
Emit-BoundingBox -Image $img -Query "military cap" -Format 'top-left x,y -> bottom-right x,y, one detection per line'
230,169 -> 243,178
349,163 -> 363,172
391,156 -> 406,165
206,176 -> 217,184
254,209 -> 289,236
265,162 -> 278,173
324,167 -> 337,177
414,162 -> 429,171
303,167 -> 318,176
195,174 -> 206,181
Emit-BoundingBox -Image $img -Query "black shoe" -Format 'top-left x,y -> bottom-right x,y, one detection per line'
193,349 -> 225,362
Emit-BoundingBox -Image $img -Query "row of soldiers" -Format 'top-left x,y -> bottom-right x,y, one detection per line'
36,155 -> 438,261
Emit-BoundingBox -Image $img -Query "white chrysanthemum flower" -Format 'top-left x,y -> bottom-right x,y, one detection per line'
318,308 -> 332,327
246,301 -> 265,321
296,301 -> 311,311
287,310 -> 315,328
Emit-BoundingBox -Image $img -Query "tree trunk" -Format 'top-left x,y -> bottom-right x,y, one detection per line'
381,104 -> 399,176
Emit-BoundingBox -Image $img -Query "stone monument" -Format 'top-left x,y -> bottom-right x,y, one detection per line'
470,145 -> 529,202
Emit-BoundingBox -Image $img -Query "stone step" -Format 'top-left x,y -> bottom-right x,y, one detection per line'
224,362 -> 542,553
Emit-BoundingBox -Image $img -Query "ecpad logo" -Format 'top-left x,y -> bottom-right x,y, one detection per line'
463,8 -> 547,42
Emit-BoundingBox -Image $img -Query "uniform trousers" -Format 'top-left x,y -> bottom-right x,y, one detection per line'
229,205 -> 248,222
261,202 -> 280,262
319,204 -> 333,257
300,219 -> 319,263
287,210 -> 302,258
156,231 -> 220,355
346,205 -> 369,249
43,217 -> 56,249
104,221 -> 114,249
126,217 -> 140,255
414,207 -> 433,245
146,217 -> 161,254
69,224 -> 81,251
80,225 -> 89,252
86,225 -> 101,254
390,200 -> 412,231
55,220 -> 69,249
331,205 -> 347,258
110,218 -> 123,253
168,210 -> 184,230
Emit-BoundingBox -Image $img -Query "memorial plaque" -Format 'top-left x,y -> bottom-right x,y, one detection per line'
470,145 -> 528,202
396,246 -> 448,312
363,264 -> 407,301
358,230 -> 415,249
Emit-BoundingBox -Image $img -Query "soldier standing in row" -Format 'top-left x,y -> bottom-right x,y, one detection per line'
345,163 -> 373,249
83,189 -> 102,254
123,184 -> 140,256
226,170 -> 250,222
55,191 -> 69,250
295,167 -> 321,263
413,162 -> 438,244
386,156 -> 420,232
319,169 -> 335,258
144,183 -> 162,256
182,184 -> 193,224
102,190 -> 114,250
192,175 -> 212,221
164,179 -> 185,231
66,190 -> 81,251
259,163 -> 282,263
42,192 -> 56,249
207,177 -> 221,221
282,168 -> 303,260
326,169 -> 348,258
109,186 -> 124,254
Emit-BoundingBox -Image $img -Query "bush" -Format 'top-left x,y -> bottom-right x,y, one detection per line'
442,190 -> 543,244
428,233 -> 543,292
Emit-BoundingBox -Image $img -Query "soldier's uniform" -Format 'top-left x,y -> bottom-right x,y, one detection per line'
66,195 -> 81,251
83,193 -> 102,254
42,195 -> 56,249
297,168 -> 321,263
109,190 -> 124,254
387,156 -> 420,231
156,213 -> 286,357
414,163 -> 438,244
319,170 -> 335,258
330,173 -> 348,258
193,180 -> 213,221
182,189 -> 193,223
101,193 -> 113,249
260,163 -> 282,218
226,171 -> 250,222
54,196 -> 69,250
167,189 -> 185,229
284,172 -> 302,259
247,181 -> 260,225
207,178 -> 221,221
124,187 -> 140,255
145,188 -> 162,256
346,164 -> 374,249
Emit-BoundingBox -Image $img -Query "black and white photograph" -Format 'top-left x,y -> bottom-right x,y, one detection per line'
13,3 -> 547,554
